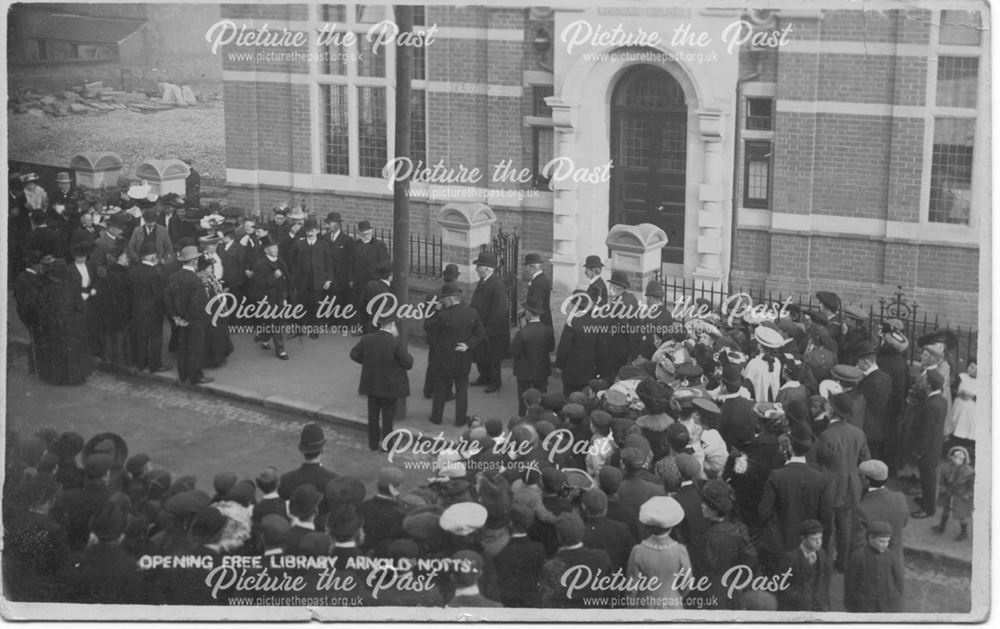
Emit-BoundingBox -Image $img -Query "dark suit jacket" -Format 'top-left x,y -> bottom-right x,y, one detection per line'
526,272 -> 553,328
858,368 -> 892,443
126,222 -> 173,263
615,476 -> 666,539
671,482 -> 708,565
325,231 -> 354,289
471,272 -> 510,342
250,256 -> 291,308
290,238 -> 332,293
13,269 -> 44,329
758,461 -> 833,552
844,545 -> 903,612
23,226 -> 61,259
815,420 -> 871,507
424,303 -> 486,377
218,240 -> 247,291
351,238 -> 390,288
165,267 -> 209,325
548,546 -> 612,607
911,394 -> 948,460
489,535 -> 546,607
127,263 -> 167,336
583,515 -> 634,571
511,321 -> 553,382
876,346 -> 909,420
554,313 -> 598,387
278,462 -> 338,532
719,396 -> 757,449
586,277 -> 608,307
350,330 -> 413,398
67,259 -> 98,296
358,495 -> 405,555
851,487 -> 908,561
50,482 -> 110,551
777,545 -> 831,611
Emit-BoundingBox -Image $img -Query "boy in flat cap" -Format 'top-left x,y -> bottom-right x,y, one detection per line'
845,520 -> 903,612
852,459 -> 908,561
351,313 -> 413,451
776,519 -> 831,611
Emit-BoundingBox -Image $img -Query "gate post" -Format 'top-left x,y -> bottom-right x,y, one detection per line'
436,202 -> 497,295
606,223 -> 669,296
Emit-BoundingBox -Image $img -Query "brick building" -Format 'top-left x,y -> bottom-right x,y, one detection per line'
221,4 -> 987,327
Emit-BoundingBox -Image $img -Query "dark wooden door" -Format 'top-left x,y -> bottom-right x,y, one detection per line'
610,66 -> 687,264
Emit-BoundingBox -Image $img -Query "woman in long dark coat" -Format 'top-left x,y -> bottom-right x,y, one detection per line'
36,260 -> 93,385
197,255 -> 234,367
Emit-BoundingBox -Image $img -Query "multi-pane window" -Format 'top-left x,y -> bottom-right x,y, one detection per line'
358,86 -> 387,177
532,86 -> 553,117
533,128 -> 554,190
410,89 -> 427,166
741,93 -> 774,209
936,57 -> 978,108
929,118 -> 974,224
746,98 -> 773,130
743,141 -> 772,209
939,10 -> 981,45
318,4 -> 428,178
322,85 -> 349,175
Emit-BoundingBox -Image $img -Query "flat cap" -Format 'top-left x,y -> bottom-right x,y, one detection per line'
378,467 -> 404,488
325,476 -> 366,507
260,514 -> 291,545
191,506 -> 228,539
867,520 -> 893,537
589,410 -> 612,429
164,489 -> 211,516
439,502 -> 488,536
639,496 -> 685,528
581,488 -> 608,515
289,484 -> 323,517
859,459 -> 889,482
674,453 -> 702,481
299,531 -> 332,556
562,403 -> 587,421
799,519 -> 824,537
831,364 -> 863,383
522,388 -> 542,406
555,512 -> 585,545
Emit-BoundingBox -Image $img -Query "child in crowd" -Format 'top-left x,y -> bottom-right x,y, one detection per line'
934,445 -> 975,542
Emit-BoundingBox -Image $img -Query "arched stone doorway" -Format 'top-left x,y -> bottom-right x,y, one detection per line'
609,65 -> 688,265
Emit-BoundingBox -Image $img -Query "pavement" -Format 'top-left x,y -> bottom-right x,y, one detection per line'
4,296 -> 974,568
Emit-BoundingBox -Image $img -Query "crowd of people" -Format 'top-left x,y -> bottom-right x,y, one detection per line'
9,170 -> 391,385
6,170 -> 979,612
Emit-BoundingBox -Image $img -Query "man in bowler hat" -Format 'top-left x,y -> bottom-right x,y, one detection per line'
510,296 -> 554,416
290,217 -> 333,336
583,255 -> 608,306
323,211 -> 354,321
524,253 -> 553,331
470,251 -> 509,393
424,282 -> 486,426
350,313 -> 413,451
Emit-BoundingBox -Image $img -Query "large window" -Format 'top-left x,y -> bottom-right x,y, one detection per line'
529,85 -> 554,190
318,4 -> 429,178
925,10 -> 982,225
740,93 -> 774,209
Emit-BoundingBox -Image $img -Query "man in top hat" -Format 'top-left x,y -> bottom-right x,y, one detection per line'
279,423 -> 338,531
322,211 -> 354,316
127,242 -> 170,373
359,260 -> 394,335
183,159 -> 200,208
524,253 -> 553,331
351,220 -> 390,316
582,255 -> 607,307
852,459 -> 908,562
290,218 -> 333,335
164,244 -> 213,385
776,519 -> 832,611
855,342 -> 892,461
248,236 -> 292,359
350,313 -> 413,451
758,421 -> 833,569
510,295 -> 554,416
22,173 -> 49,212
909,369 -> 948,520
126,207 -> 173,264
470,251 -> 510,393
424,282 -> 486,426
815,392 -> 871,571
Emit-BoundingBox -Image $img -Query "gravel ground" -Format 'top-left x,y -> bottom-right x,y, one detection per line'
8,103 -> 226,191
